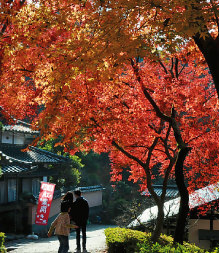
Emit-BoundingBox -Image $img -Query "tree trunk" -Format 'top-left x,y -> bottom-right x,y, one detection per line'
174,147 -> 191,243
193,33 -> 219,98
151,201 -> 165,242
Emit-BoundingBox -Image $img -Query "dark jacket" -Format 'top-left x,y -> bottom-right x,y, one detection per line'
70,197 -> 89,226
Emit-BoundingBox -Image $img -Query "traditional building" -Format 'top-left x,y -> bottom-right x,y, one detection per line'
0,120 -> 70,233
0,118 -> 104,235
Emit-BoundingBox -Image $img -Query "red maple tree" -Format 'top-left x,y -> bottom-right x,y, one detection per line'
1,45 -> 218,241
0,0 -> 37,120
4,0 -> 219,96
0,1 -> 218,242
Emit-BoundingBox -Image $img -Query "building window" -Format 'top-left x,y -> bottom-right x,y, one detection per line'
32,178 -> 41,196
8,179 -> 17,202
2,132 -> 13,144
22,178 -> 32,193
0,181 -> 6,204
14,134 -> 25,145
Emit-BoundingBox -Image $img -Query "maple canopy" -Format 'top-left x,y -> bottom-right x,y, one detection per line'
2,0 -> 219,95
0,0 -> 25,73
1,43 -> 218,190
0,0 -> 218,199
0,0 -> 219,242
0,0 -> 39,120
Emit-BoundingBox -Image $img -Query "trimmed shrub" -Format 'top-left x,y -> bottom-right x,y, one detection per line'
0,233 -> 6,253
211,248 -> 219,253
138,241 -> 206,252
105,227 -> 150,253
105,227 -> 209,253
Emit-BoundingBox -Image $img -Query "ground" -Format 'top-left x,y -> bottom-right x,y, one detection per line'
5,224 -> 115,253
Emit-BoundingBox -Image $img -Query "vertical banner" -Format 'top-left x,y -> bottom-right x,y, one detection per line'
35,182 -> 55,225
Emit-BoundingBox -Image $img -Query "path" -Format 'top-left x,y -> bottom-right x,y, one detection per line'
5,224 -> 115,253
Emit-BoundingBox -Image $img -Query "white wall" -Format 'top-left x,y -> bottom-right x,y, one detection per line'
2,131 -> 25,144
14,134 -> 25,145
31,190 -> 103,225
83,191 -> 102,208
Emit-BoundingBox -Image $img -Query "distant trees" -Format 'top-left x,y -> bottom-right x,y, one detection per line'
78,151 -> 111,186
39,138 -> 82,189
39,140 -> 111,189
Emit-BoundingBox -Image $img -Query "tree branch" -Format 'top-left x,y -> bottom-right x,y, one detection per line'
178,63 -> 187,76
131,59 -> 171,122
170,58 -> 174,78
175,57 -> 179,79
160,157 -> 176,202
158,60 -> 168,74
159,122 -> 174,160
112,140 -> 146,168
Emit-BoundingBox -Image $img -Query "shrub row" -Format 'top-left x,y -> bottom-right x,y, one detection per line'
0,232 -> 6,253
105,227 -> 150,253
105,227 -> 219,253
138,241 -> 205,253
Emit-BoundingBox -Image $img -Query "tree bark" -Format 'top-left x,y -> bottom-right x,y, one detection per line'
174,147 -> 191,243
112,139 -> 173,243
193,33 -> 219,98
151,201 -> 165,242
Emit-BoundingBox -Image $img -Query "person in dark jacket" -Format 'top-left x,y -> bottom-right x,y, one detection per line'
71,190 -> 89,253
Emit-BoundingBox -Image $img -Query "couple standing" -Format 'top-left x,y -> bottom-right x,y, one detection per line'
62,190 -> 89,253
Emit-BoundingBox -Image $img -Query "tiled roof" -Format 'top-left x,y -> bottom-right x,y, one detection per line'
129,182 -> 219,227
2,164 -> 31,173
29,185 -> 106,200
78,185 -> 104,192
3,124 -> 39,134
0,144 -> 70,165
142,185 -> 179,198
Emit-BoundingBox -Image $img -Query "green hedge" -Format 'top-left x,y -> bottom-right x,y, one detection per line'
0,232 -> 6,253
104,227 -> 215,253
105,227 -> 151,253
138,241 -> 206,253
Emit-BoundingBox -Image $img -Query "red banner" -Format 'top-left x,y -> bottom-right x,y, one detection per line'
35,182 -> 55,225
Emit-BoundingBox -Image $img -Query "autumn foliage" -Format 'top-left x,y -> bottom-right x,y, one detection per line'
1,40 -> 218,194
2,0 -> 219,94
0,0 -> 219,242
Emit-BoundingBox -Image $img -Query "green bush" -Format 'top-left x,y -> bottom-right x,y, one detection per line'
105,227 -> 209,253
105,227 -> 150,253
211,248 -> 219,253
0,232 -> 6,253
138,241 -> 205,253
